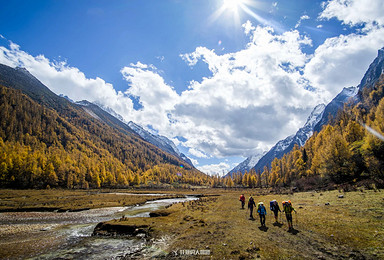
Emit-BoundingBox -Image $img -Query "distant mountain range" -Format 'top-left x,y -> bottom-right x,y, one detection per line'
71,100 -> 194,168
0,63 -> 198,188
127,121 -> 194,167
228,47 -> 384,175
0,64 -> 194,169
227,103 -> 326,176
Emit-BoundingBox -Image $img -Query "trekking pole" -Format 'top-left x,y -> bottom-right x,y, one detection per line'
295,211 -> 298,227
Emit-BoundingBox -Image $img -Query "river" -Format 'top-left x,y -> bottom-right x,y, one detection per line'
0,195 -> 197,259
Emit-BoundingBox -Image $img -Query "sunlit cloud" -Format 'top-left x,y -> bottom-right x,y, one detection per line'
197,162 -> 231,176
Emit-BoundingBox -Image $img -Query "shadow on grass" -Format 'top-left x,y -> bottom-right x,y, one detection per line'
258,226 -> 269,232
288,228 -> 300,235
272,222 -> 283,228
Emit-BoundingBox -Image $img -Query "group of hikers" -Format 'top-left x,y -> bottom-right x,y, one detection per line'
239,194 -> 296,230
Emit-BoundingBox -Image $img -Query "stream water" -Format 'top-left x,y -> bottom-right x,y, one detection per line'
0,195 -> 197,259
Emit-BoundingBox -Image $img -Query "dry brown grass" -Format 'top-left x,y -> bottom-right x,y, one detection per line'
0,189 -> 184,211
111,188 -> 383,259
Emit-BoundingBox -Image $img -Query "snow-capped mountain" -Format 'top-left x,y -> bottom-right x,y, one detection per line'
313,86 -> 358,133
127,121 -> 194,167
73,100 -> 194,168
230,47 -> 384,175
227,152 -> 266,176
358,47 -> 384,91
252,103 -> 326,172
228,104 -> 325,175
94,101 -> 126,123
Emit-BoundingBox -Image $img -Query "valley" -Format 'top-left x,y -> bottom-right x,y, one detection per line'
0,188 -> 382,259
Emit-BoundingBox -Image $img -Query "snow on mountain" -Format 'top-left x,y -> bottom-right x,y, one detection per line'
227,152 -> 266,176
73,99 -> 194,168
127,121 -> 178,156
94,102 -> 127,123
251,103 -> 326,172
313,87 -> 358,133
128,121 -> 194,167
244,47 -> 384,174
158,136 -> 181,156
228,103 -> 326,175
358,47 -> 384,90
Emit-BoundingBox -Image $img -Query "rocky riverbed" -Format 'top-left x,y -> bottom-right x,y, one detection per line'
0,194 -> 197,259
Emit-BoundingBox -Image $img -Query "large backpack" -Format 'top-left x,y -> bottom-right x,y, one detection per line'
283,201 -> 293,213
270,200 -> 277,210
248,197 -> 254,207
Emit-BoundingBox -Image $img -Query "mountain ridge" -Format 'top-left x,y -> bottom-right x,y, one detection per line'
228,47 -> 384,175
0,63 -> 205,188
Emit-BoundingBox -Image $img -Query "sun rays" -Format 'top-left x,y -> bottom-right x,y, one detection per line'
209,0 -> 263,27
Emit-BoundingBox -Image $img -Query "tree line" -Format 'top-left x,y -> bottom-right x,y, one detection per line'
1,74 -> 383,190
226,77 -> 384,189
0,85 -> 209,189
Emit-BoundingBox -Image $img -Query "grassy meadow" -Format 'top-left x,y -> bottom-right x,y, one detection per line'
107,188 -> 383,259
0,188 -> 383,259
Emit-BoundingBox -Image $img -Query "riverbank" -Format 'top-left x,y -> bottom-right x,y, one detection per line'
0,189 -> 186,212
0,189 -> 197,259
95,189 -> 384,259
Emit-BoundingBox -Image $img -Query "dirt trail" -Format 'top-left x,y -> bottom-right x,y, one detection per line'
125,190 -> 383,259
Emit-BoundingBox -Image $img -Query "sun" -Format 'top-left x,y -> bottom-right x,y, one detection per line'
210,0 -> 263,27
222,0 -> 243,12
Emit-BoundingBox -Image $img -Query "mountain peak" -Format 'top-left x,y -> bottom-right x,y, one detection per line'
358,46 -> 384,90
378,47 -> 384,57
340,86 -> 359,97
229,102 -> 326,175
227,151 -> 266,176
303,103 -> 326,128
127,121 -> 194,167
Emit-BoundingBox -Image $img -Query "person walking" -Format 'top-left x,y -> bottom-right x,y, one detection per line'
282,200 -> 296,230
270,200 -> 281,223
239,194 -> 245,209
248,196 -> 256,220
257,202 -> 267,227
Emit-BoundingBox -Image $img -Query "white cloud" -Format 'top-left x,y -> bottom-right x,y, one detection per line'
188,148 -> 209,158
295,15 -> 310,28
121,64 -> 179,129
304,27 -> 384,99
189,158 -> 199,166
173,24 -> 319,157
197,162 -> 230,176
0,43 -> 136,121
306,0 -> 384,99
320,0 -> 384,26
2,0 -> 384,176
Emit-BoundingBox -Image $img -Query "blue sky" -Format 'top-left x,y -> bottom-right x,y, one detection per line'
1,0 -> 384,175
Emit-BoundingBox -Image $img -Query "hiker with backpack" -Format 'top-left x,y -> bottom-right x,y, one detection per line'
239,194 -> 245,209
248,196 -> 256,220
270,200 -> 281,223
257,202 -> 267,227
282,200 -> 296,230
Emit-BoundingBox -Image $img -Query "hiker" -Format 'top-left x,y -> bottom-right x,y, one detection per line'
270,200 -> 281,223
282,200 -> 296,230
257,202 -> 267,227
248,196 -> 256,219
239,194 -> 245,209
